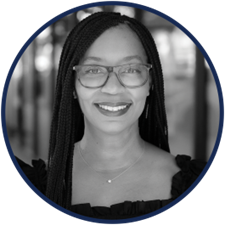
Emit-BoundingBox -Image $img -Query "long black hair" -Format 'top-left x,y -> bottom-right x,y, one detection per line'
46,11 -> 170,209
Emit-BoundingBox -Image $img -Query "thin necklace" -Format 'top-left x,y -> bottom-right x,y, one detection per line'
77,143 -> 145,184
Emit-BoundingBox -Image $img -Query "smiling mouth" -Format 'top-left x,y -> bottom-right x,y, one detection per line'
98,104 -> 129,112
94,102 -> 132,116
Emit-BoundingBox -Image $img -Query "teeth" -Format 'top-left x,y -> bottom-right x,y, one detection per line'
98,104 -> 128,112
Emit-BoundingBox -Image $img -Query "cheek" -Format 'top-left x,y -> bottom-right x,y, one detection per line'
134,83 -> 149,103
135,95 -> 148,116
131,86 -> 149,116
76,78 -> 96,100
75,83 -> 94,112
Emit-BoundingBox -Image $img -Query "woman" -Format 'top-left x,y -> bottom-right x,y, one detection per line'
16,12 -> 206,219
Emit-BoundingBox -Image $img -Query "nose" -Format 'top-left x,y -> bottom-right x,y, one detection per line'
100,72 -> 125,94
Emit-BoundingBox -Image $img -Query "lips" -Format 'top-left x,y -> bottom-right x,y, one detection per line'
94,102 -> 132,116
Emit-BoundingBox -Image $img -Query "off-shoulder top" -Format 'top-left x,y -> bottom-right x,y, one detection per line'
15,155 -> 206,220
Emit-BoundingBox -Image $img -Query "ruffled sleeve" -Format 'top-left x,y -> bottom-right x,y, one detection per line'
171,155 -> 207,199
15,156 -> 47,195
71,200 -> 174,219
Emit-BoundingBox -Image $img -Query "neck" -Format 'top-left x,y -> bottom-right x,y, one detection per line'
78,119 -> 145,171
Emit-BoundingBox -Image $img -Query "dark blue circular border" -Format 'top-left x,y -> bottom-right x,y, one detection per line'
1,1 -> 224,224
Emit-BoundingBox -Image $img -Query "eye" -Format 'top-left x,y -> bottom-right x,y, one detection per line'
83,66 -> 104,74
89,69 -> 98,74
123,66 -> 141,74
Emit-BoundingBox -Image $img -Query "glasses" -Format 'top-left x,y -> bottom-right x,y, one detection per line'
73,63 -> 152,89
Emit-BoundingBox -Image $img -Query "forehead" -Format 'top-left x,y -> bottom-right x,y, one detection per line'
80,25 -> 147,65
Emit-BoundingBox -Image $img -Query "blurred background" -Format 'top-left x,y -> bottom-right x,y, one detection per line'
5,5 -> 220,164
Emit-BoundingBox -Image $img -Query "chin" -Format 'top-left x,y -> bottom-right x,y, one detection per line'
98,123 -> 126,135
97,118 -> 139,135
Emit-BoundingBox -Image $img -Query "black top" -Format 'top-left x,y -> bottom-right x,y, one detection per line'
16,155 -> 206,220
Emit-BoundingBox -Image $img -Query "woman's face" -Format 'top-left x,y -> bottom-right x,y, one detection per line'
75,25 -> 150,134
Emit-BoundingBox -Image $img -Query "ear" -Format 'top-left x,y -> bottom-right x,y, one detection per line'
73,90 -> 77,99
73,91 -> 77,99
147,77 -> 153,97
147,69 -> 153,96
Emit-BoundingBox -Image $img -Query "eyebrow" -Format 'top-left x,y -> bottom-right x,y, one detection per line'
81,55 -> 144,64
121,55 -> 144,63
80,56 -> 102,64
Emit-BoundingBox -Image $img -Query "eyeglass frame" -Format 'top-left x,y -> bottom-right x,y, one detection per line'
73,63 -> 152,89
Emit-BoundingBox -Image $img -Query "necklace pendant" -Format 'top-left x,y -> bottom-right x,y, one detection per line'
108,180 -> 112,183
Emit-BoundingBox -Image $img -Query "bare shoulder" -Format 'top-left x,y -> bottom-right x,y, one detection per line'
131,142 -> 181,200
143,142 -> 180,176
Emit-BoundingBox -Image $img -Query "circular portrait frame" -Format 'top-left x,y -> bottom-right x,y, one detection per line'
1,1 -> 224,224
